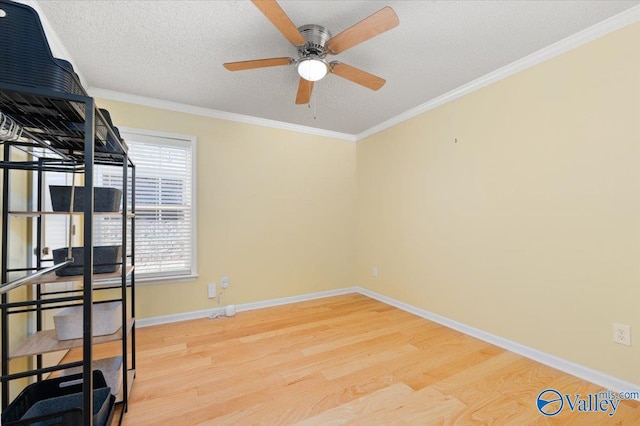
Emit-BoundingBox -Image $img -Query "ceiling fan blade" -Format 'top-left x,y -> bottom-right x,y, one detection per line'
331,62 -> 386,91
223,57 -> 293,71
326,7 -> 399,54
251,0 -> 305,46
295,78 -> 314,104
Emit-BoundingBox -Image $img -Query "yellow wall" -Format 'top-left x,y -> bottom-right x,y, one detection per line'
91,22 -> 639,385
356,22 -> 640,385
1,154 -> 32,401
95,99 -> 357,319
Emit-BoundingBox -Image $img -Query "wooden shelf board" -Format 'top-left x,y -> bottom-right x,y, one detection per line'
9,211 -> 134,218
9,318 -> 135,359
30,265 -> 134,286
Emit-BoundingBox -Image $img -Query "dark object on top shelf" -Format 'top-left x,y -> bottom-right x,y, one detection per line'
0,0 -> 129,163
99,108 -> 124,148
49,185 -> 122,212
52,246 -> 122,276
1,370 -> 115,426
0,0 -> 85,96
66,108 -> 124,152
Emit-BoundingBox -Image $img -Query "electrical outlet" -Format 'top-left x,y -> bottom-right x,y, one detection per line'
613,323 -> 631,346
221,276 -> 229,289
208,283 -> 217,299
372,267 -> 378,278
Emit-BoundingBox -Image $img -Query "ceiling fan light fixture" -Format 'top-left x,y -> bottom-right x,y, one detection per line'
297,58 -> 328,81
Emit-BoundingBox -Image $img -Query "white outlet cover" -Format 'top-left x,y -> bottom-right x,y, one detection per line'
208,283 -> 217,299
613,323 -> 631,346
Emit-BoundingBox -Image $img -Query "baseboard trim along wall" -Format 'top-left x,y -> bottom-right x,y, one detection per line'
357,287 -> 640,401
135,287 -> 358,328
136,286 -> 639,399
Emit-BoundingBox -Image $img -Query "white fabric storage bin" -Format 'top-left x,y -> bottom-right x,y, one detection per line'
61,356 -> 123,396
53,301 -> 122,340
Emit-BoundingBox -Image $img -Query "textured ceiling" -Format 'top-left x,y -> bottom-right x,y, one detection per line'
34,0 -> 640,136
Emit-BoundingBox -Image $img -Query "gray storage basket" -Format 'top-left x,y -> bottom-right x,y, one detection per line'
49,186 -> 122,212
21,387 -> 112,426
0,371 -> 113,426
52,246 -> 122,276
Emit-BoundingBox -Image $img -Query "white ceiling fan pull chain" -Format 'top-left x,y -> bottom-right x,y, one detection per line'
313,85 -> 318,120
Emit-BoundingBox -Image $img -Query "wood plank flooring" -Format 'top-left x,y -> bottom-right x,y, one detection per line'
89,293 -> 639,424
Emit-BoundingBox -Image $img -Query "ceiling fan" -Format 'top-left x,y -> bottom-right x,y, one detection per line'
223,0 -> 399,105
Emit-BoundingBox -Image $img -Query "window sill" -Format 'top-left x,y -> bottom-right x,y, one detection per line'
135,274 -> 199,286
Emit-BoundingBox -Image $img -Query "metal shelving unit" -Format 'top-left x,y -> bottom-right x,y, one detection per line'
0,1 -> 137,422
0,84 -> 136,425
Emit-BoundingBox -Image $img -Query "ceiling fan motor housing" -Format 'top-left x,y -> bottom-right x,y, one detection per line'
297,24 -> 332,59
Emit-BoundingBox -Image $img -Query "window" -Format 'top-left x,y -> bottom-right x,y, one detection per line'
95,129 -> 197,282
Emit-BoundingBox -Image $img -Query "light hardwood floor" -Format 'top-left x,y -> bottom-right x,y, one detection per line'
87,294 -> 639,424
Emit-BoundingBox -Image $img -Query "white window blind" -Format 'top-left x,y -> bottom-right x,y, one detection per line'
95,129 -> 197,281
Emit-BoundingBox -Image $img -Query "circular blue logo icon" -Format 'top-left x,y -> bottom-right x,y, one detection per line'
537,389 -> 563,416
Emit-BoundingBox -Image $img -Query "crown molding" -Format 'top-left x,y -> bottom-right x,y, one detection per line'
355,4 -> 640,141
88,88 -> 357,142
28,0 -> 640,142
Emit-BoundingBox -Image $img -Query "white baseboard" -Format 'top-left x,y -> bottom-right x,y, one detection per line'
135,285 -> 639,399
236,287 -> 358,313
136,287 -> 357,328
356,287 -> 640,400
136,307 -> 226,327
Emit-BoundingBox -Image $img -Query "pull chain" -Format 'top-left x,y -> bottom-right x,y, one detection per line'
307,80 -> 317,120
